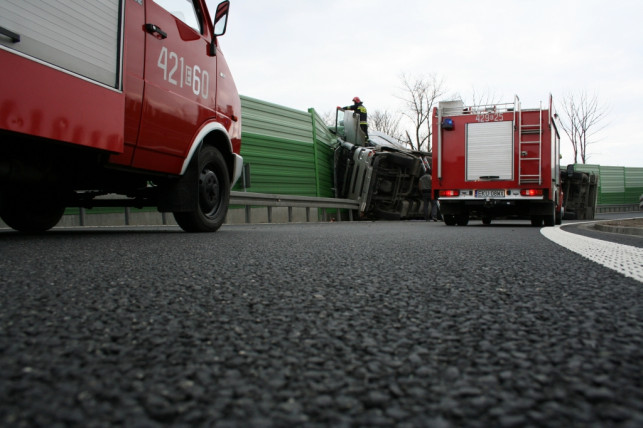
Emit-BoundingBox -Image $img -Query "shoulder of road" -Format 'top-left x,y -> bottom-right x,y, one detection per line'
590,217 -> 643,237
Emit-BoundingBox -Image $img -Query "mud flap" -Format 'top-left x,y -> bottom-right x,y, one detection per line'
157,153 -> 199,213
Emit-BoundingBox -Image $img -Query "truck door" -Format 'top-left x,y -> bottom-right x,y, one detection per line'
134,0 -> 217,173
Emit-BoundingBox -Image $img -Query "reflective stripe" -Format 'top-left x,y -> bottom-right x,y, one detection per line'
345,103 -> 368,124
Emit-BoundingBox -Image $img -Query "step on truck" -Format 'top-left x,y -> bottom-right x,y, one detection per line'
432,95 -> 562,226
0,0 -> 242,232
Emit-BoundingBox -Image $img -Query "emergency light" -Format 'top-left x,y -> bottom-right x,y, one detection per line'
441,118 -> 454,130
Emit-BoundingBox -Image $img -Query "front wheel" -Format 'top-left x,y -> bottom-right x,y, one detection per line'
555,206 -> 562,225
173,146 -> 230,233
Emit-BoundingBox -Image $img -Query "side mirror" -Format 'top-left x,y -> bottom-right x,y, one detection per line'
213,1 -> 230,36
209,1 -> 229,56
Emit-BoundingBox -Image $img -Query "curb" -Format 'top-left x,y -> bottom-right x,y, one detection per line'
593,223 -> 643,237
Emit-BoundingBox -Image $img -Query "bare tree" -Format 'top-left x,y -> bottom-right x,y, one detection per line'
320,110 -> 337,127
397,73 -> 447,152
369,109 -> 404,142
560,91 -> 608,164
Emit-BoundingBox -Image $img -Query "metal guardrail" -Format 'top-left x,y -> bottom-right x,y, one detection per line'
596,204 -> 641,214
18,192 -> 361,228
229,191 -> 360,223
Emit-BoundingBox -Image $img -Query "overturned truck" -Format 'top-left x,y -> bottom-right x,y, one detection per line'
332,109 -> 431,220
561,165 -> 599,220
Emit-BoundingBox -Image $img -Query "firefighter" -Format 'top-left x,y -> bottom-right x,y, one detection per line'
342,97 -> 368,141
419,167 -> 438,221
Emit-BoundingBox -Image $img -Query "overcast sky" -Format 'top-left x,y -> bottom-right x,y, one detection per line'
221,0 -> 643,167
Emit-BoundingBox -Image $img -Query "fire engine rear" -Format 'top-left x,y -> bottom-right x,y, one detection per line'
432,95 -> 562,226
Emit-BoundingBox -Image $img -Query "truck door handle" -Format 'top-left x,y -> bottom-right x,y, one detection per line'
145,23 -> 167,39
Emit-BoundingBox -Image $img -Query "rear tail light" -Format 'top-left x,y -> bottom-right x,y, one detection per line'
520,189 -> 543,196
439,190 -> 460,197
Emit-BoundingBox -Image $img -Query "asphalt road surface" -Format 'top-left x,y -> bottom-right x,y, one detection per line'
1,217 -> 642,427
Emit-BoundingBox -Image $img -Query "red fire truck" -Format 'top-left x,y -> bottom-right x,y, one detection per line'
0,0 -> 241,232
432,95 -> 562,226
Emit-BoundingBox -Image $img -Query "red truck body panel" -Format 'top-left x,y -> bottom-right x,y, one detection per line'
0,0 -> 240,175
0,51 -> 125,153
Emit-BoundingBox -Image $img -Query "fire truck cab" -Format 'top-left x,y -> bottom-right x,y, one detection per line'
0,0 -> 241,232
432,95 -> 562,226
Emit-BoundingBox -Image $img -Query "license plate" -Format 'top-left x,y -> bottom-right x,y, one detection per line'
476,190 -> 505,198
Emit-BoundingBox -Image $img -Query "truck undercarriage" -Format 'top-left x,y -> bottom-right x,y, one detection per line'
332,110 -> 431,220
561,164 -> 599,220
439,199 -> 558,226
0,131 -> 213,232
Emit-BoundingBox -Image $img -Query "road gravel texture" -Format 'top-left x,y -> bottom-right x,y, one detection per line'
1,222 -> 642,427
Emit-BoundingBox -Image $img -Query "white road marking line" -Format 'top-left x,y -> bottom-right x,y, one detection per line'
541,225 -> 643,283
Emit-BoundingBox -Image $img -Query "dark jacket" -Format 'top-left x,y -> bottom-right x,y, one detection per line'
344,102 -> 367,125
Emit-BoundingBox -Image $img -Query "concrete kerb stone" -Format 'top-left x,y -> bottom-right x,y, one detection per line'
593,222 -> 643,237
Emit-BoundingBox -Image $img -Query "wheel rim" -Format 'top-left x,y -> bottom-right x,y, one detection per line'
199,166 -> 221,219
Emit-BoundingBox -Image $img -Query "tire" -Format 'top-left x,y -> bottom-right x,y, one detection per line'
455,214 -> 469,226
531,216 -> 543,227
0,186 -> 65,233
482,216 -> 492,225
555,207 -> 562,225
443,214 -> 456,226
544,203 -> 555,227
173,146 -> 230,233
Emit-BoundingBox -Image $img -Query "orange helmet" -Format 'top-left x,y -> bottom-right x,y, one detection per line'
352,96 -> 361,103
